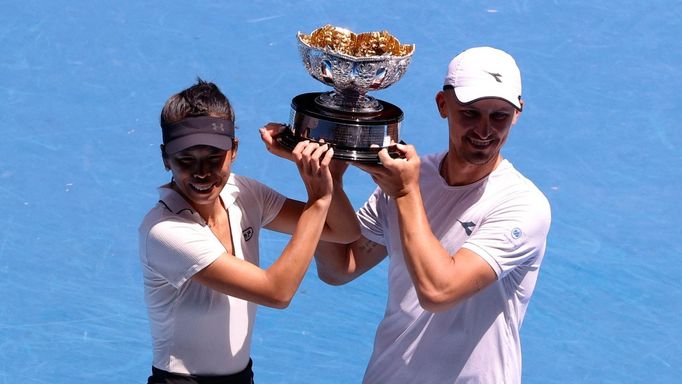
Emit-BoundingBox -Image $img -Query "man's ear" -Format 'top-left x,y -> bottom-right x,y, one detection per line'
160,144 -> 171,171
512,99 -> 524,124
435,91 -> 448,118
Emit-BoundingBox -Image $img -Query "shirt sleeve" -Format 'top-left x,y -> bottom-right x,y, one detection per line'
236,175 -> 286,226
258,183 -> 286,227
145,219 -> 225,288
462,193 -> 551,279
357,186 -> 387,245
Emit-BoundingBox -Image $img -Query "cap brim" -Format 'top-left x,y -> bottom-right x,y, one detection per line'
454,86 -> 522,110
165,133 -> 233,154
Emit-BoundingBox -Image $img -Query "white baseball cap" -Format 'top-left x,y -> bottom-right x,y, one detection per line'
443,46 -> 522,110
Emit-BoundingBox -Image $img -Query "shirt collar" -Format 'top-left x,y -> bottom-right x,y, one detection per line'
219,173 -> 239,208
157,186 -> 196,217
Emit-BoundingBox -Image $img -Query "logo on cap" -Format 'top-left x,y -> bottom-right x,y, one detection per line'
485,71 -> 503,83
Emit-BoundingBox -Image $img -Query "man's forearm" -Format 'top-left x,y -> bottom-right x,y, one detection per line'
394,189 -> 458,308
314,240 -> 355,285
321,180 -> 361,244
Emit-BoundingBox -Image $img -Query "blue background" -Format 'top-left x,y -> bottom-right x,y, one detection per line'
1,1 -> 680,383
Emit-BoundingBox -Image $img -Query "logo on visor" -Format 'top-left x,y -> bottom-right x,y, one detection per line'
212,122 -> 226,132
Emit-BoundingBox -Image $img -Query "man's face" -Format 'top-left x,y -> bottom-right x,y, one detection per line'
437,89 -> 520,166
164,144 -> 237,209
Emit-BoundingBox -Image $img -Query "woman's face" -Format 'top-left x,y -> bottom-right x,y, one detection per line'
164,144 -> 237,209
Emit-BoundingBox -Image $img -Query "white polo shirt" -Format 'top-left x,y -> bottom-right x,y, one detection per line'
138,173 -> 285,375
359,152 -> 551,384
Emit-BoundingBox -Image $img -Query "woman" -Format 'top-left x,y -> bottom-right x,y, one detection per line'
139,79 -> 359,383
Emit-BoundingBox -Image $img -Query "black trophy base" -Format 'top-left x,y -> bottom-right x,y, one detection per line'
277,129 -> 403,163
276,92 -> 405,164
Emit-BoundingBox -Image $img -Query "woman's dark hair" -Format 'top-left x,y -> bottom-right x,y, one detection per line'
160,78 -> 235,127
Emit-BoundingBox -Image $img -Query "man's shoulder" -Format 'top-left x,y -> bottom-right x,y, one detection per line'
496,161 -> 547,194
418,151 -> 447,179
420,151 -> 447,166
491,161 -> 552,222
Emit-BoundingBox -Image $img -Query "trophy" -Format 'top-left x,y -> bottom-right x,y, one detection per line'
277,25 -> 415,163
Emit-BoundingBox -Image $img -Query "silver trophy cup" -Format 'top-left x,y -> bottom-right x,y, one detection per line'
277,25 -> 415,163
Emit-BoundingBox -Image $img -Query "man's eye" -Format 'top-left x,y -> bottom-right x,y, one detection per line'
492,113 -> 509,120
462,110 -> 477,118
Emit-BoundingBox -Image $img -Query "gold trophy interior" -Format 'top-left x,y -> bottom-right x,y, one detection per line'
277,25 -> 415,163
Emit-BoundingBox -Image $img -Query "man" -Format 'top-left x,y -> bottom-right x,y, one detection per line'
315,47 -> 552,383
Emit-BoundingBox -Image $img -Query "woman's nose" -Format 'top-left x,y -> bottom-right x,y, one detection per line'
192,162 -> 211,178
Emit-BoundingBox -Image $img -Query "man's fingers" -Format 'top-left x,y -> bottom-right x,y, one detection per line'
398,143 -> 417,160
377,148 -> 394,165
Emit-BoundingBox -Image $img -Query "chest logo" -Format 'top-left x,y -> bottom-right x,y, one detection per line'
242,227 -> 253,241
457,220 -> 476,236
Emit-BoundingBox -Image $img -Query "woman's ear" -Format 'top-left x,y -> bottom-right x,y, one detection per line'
230,139 -> 239,161
160,145 -> 171,171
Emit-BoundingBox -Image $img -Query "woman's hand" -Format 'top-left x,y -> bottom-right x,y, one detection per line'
292,140 -> 334,204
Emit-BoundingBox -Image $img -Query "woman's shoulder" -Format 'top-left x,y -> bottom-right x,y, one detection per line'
229,173 -> 270,190
223,173 -> 284,209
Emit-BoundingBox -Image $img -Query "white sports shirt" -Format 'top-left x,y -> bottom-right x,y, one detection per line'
139,174 -> 285,375
359,152 -> 551,384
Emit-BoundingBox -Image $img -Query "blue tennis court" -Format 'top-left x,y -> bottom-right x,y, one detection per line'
1,1 -> 680,382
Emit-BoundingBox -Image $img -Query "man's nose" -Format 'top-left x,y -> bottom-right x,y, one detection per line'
474,118 -> 493,138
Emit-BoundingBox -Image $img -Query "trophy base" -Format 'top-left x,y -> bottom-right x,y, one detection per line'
276,128 -> 403,163
276,92 -> 405,164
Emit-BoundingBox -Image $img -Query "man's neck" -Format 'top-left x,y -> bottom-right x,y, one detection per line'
440,153 -> 502,186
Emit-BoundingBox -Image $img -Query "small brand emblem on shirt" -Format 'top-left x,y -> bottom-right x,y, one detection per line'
243,227 -> 253,241
458,220 -> 476,236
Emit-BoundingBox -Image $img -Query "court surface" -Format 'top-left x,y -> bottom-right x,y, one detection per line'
1,1 -> 680,383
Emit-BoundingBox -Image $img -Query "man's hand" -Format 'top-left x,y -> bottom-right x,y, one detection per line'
355,143 -> 421,199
